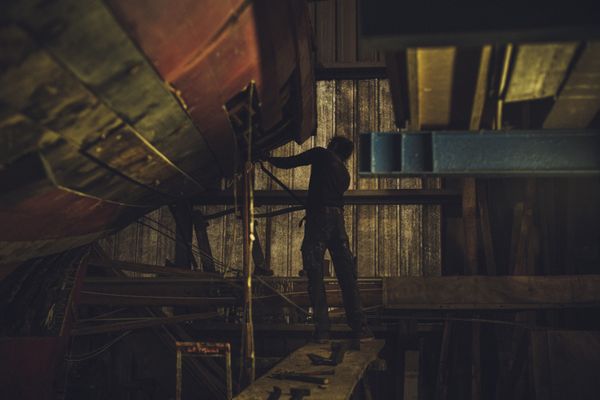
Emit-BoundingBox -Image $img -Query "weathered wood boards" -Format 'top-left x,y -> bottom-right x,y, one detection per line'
234,340 -> 385,400
505,43 -> 578,102
0,0 -> 317,265
383,275 -> 600,309
544,42 -> 600,129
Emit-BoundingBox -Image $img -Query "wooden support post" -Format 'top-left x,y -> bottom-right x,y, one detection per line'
500,180 -> 537,400
462,179 -> 478,275
435,321 -> 452,400
251,220 -> 271,275
477,181 -> 496,276
513,181 -> 536,275
471,322 -> 482,400
404,350 -> 420,400
395,327 -> 406,400
176,348 -> 182,400
462,178 -> 482,400
225,343 -> 233,400
169,201 -> 197,269
191,210 -> 216,272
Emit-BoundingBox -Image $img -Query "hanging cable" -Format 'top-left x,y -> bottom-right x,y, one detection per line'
258,161 -> 305,207
253,275 -> 308,315
65,330 -> 132,362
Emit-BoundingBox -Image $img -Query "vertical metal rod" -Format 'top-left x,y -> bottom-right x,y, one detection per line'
176,348 -> 182,400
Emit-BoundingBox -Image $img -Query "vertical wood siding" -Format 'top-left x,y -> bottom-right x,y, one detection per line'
101,80 -> 441,277
309,0 -> 380,63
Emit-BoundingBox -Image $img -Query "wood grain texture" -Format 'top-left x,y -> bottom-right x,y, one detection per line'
544,41 -> 600,129
269,143 -> 294,276
335,79 -> 356,269
384,275 -> 600,309
422,178 -> 441,277
5,1 -> 219,188
0,25 -> 199,201
417,47 -> 456,129
376,80 -> 400,277
103,79 -> 440,278
234,339 -> 385,400
356,80 -> 379,277
336,0 -> 357,63
315,0 -> 336,64
505,43 -> 578,102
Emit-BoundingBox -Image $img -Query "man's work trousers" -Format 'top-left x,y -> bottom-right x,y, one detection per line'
301,207 -> 367,337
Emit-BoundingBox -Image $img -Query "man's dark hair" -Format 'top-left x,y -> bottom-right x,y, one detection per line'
327,136 -> 354,161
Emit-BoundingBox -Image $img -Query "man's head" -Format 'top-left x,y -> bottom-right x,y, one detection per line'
327,136 -> 354,161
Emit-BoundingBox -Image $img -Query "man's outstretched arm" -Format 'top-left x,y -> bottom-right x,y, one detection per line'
267,148 -> 322,169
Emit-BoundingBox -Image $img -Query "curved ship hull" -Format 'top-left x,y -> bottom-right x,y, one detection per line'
0,0 -> 316,265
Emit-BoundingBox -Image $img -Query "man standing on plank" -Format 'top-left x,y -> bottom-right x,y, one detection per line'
266,136 -> 374,342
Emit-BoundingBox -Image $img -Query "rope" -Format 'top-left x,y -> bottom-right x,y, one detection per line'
203,205 -> 305,221
136,219 -> 230,271
65,330 -> 132,362
258,161 -> 306,207
80,290 -> 237,302
254,275 -> 308,315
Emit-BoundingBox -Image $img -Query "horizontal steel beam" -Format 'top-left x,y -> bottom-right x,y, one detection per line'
80,275 -> 600,310
359,130 -> 600,176
194,189 -> 461,206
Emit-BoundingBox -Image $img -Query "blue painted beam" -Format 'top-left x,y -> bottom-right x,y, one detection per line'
358,130 -> 600,176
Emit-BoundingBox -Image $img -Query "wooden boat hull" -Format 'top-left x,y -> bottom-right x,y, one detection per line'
0,0 -> 316,265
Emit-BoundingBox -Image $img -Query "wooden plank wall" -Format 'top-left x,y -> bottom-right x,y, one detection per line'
98,207 -> 176,269
310,0 -> 380,64
101,80 -> 441,278
100,2 -> 443,277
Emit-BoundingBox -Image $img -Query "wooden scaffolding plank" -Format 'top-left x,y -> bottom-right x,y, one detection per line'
235,340 -> 385,400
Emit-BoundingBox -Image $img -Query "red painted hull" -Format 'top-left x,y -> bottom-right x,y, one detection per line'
0,0 -> 315,265
107,0 -> 316,175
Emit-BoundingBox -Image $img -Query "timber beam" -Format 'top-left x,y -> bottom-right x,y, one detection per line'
359,1 -> 600,48
315,62 -> 387,80
80,275 -> 600,310
193,189 -> 461,206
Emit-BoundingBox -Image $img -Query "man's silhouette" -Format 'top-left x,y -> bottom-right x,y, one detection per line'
267,136 -> 373,342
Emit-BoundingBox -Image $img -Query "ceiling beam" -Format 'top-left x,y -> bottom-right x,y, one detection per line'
504,43 -> 579,103
544,42 -> 600,128
406,48 -> 420,130
470,45 -> 492,130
